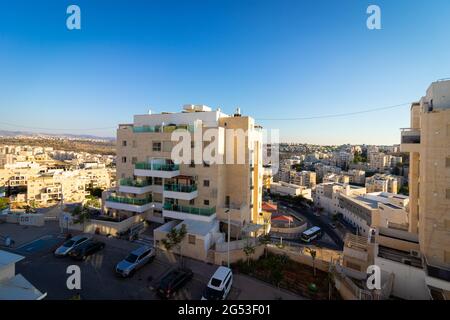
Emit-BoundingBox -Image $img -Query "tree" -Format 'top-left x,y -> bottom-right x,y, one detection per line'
307,248 -> 317,277
161,224 -> 187,265
71,205 -> 91,231
259,234 -> 271,259
243,239 -> 256,266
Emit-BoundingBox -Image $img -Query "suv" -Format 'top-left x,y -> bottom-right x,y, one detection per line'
115,246 -> 155,278
54,235 -> 91,257
201,266 -> 233,300
157,268 -> 194,299
69,239 -> 105,261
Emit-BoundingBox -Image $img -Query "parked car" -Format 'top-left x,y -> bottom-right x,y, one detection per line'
54,234 -> 91,257
69,239 -> 105,261
115,245 -> 155,278
157,268 -> 194,299
201,266 -> 233,300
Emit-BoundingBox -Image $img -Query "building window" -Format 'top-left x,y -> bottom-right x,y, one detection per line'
189,160 -> 195,168
131,157 -> 137,164
188,235 -> 196,245
189,199 -> 195,205
154,177 -> 162,185
225,196 -> 230,207
122,140 -> 127,147
204,199 -> 210,206
121,157 -> 127,163
152,142 -> 162,152
203,180 -> 210,187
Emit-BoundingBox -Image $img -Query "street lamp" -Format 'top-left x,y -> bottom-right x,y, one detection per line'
225,209 -> 230,268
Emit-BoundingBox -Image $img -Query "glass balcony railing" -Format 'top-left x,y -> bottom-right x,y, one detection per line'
164,184 -> 197,193
107,195 -> 152,205
119,178 -> 151,187
163,203 -> 215,216
135,162 -> 179,171
133,124 -> 195,133
400,128 -> 421,144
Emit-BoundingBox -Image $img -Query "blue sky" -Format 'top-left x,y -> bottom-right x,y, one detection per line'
0,0 -> 449,144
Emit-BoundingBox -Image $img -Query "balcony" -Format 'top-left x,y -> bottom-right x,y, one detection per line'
118,178 -> 153,195
400,128 -> 421,153
105,195 -> 154,213
134,162 -> 180,179
163,184 -> 198,201
133,124 -> 195,133
162,202 -> 216,222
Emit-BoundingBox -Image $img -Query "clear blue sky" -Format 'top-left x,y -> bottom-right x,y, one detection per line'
1,0 -> 449,144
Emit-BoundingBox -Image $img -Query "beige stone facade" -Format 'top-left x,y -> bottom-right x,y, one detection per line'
107,105 -> 263,262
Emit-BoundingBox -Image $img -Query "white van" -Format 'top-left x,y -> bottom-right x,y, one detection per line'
201,266 -> 233,300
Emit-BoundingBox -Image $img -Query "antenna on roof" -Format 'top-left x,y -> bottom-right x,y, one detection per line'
234,107 -> 241,117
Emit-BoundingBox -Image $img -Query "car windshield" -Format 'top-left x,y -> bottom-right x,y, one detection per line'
63,240 -> 75,247
204,286 -> 224,300
125,254 -> 138,263
210,278 -> 222,287
160,272 -> 180,288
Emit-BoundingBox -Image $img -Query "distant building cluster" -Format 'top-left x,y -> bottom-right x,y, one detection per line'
0,145 -> 116,208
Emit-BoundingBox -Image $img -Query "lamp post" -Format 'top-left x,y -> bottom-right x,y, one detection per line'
225,209 -> 230,268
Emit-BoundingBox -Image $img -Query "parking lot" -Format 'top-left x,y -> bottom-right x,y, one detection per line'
1,222 -> 303,300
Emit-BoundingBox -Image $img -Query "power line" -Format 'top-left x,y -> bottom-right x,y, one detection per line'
255,102 -> 411,121
0,102 -> 412,131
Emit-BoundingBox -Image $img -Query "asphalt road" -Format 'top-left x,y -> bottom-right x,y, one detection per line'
277,200 -> 344,250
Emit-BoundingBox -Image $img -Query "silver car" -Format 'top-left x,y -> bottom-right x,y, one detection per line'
54,235 -> 91,257
115,246 -> 155,278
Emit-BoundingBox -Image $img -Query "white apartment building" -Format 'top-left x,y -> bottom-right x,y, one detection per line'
269,181 -> 312,199
104,105 -> 264,263
365,173 -> 400,194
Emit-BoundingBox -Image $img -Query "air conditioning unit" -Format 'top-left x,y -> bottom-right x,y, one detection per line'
410,250 -> 421,258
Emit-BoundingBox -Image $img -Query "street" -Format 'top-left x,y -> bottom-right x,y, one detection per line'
1,221 -> 303,300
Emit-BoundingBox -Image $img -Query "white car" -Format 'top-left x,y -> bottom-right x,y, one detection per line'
201,266 -> 233,300
54,235 -> 91,257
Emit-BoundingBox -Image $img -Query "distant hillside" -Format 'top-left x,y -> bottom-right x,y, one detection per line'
0,130 -> 115,142
0,133 -> 116,156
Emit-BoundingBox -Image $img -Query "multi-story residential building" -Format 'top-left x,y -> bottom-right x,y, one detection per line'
269,181 -> 312,199
365,173 -> 399,194
396,79 -> 450,298
289,170 -> 316,188
27,171 -> 88,206
345,169 -> 366,185
104,105 -> 263,262
323,173 -> 350,184
313,182 -> 366,216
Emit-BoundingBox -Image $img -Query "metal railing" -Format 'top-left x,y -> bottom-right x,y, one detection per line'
107,195 -> 152,205
133,124 -> 195,133
135,162 -> 180,171
164,184 -> 197,193
163,202 -> 216,216
119,178 -> 151,187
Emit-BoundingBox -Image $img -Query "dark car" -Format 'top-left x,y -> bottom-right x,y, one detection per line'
157,268 -> 194,299
69,239 -> 105,261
